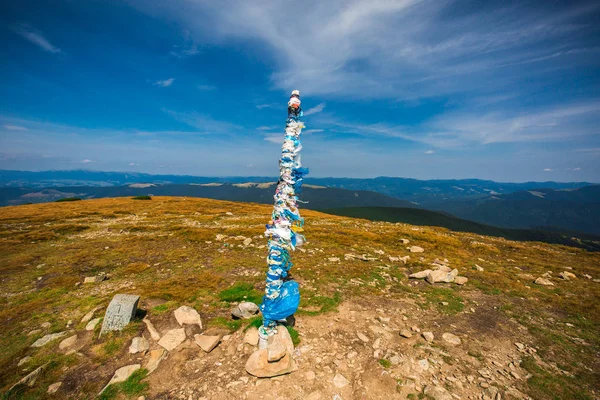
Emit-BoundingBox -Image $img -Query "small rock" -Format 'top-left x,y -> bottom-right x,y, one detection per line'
454,276 -> 468,285
514,342 -> 525,350
86,318 -> 101,331
194,334 -> 220,353
418,359 -> 430,371
426,269 -> 458,284
244,327 -> 259,346
84,274 -> 106,284
473,264 -> 484,271
408,246 -> 424,253
517,273 -> 535,280
411,326 -> 420,333
423,385 -> 453,400
41,322 -> 51,329
409,270 -> 432,279
245,349 -> 296,378
47,382 -> 62,394
243,238 -> 252,246
333,373 -> 350,388
422,332 -> 434,342
9,363 -> 49,391
400,330 -> 412,338
58,335 -> 78,351
143,318 -> 161,341
583,274 -> 592,279
400,239 -> 410,244
231,302 -> 260,319
267,327 -> 294,362
129,337 -> 149,354
328,257 -> 340,262
534,277 -> 554,286
144,348 -> 167,374
305,371 -> 316,380
442,332 -> 461,345
18,356 -> 31,367
173,306 -> 203,328
31,332 -> 67,348
357,332 -> 369,343
158,328 -> 186,351
559,271 -> 576,280
100,364 -> 140,394
216,234 -> 226,241
80,307 -> 101,323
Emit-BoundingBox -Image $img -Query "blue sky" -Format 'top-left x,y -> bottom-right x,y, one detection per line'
1,0 -> 599,182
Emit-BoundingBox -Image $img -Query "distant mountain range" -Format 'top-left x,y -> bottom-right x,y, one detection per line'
1,169 -> 598,237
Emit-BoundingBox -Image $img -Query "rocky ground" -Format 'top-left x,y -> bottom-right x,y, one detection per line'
0,197 -> 598,399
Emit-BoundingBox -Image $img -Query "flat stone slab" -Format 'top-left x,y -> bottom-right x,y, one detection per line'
245,349 -> 296,378
144,348 -> 167,374
100,294 -> 140,336
100,364 -> 140,394
442,332 -> 462,345
173,306 -> 202,328
194,334 -> 220,353
31,332 -> 67,348
129,337 -> 149,354
158,328 -> 186,351
86,317 -> 101,331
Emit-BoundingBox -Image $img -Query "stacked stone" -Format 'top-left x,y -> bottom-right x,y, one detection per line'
259,90 -> 308,342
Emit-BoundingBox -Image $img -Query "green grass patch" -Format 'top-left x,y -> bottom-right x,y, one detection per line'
208,317 -> 243,332
421,287 -> 464,315
520,356 -> 593,400
218,282 -> 262,304
286,326 -> 300,346
379,358 -> 392,368
151,301 -> 177,315
98,368 -> 149,400
132,195 -> 152,200
297,292 -> 342,316
243,316 -> 263,332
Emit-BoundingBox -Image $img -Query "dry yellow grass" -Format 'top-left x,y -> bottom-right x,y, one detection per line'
0,196 -> 598,398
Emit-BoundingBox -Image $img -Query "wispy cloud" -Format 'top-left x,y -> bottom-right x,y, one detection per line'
127,1 -> 600,99
263,135 -> 282,144
14,24 -> 61,54
81,159 -> 94,164
256,103 -> 277,110
154,78 -> 175,87
567,167 -> 581,171
303,129 -> 324,134
170,30 -> 200,58
256,126 -> 276,131
304,103 -> 326,116
424,150 -> 435,154
197,84 -> 216,91
3,125 -> 28,131
161,108 -> 241,134
544,168 -> 553,172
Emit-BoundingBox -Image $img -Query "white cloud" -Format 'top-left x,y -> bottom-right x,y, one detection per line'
256,126 -> 276,131
170,30 -> 200,58
162,108 -> 242,134
129,162 -> 140,166
303,129 -> 324,134
3,125 -> 28,131
81,159 -> 94,163
154,78 -> 175,87
264,135 -> 282,144
256,104 -> 277,109
424,150 -> 435,154
567,167 -> 581,171
126,1 -> 600,99
543,168 -> 553,172
304,103 -> 326,116
14,25 -> 61,54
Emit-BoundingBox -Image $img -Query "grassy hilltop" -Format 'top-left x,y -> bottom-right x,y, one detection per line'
0,197 -> 599,399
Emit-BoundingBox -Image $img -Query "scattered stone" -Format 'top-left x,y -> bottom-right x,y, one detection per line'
83,274 -> 106,284
100,294 -> 140,336
514,342 -> 525,351
244,327 -> 259,346
9,363 -> 49,391
400,239 -> 410,244
357,332 -> 369,343
408,246 -> 424,253
81,307 -> 100,323
454,276 -> 468,285
442,332 -> 461,345
216,234 -> 226,241
411,325 -> 420,333
158,328 -> 186,351
41,322 -> 52,329
58,335 -> 78,351
194,334 -> 221,353
305,371 -> 316,380
559,271 -> 576,280
583,274 -> 592,279
47,382 -> 62,394
31,332 -> 67,348
422,332 -> 434,342
143,318 -> 161,341
333,373 -> 350,388
409,270 -> 432,279
245,349 -> 296,378
268,327 -> 294,362
129,337 -> 149,354
18,356 -> 31,367
418,359 -> 430,371
426,269 -> 458,284
173,306 -> 203,328
328,257 -> 340,262
231,302 -> 260,319
100,364 -> 140,394
423,385 -> 453,400
86,318 -> 101,331
534,277 -> 554,286
400,330 -> 413,338
144,348 -> 167,374
473,264 -> 484,271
